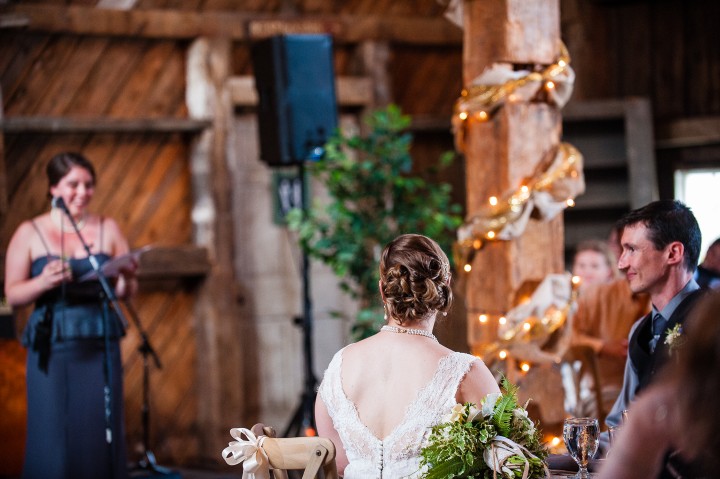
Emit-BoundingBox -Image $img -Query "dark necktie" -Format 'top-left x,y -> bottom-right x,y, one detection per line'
649,313 -> 667,352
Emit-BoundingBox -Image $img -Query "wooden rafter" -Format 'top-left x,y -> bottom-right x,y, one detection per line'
656,116 -> 720,149
0,5 -> 462,45
228,75 -> 374,107
0,117 -> 211,133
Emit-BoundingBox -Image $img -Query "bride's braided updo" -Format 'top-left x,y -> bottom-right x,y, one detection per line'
380,234 -> 452,325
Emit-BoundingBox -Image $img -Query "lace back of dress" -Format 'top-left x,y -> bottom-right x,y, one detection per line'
318,349 -> 478,478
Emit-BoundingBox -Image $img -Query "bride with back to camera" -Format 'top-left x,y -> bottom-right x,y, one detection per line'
315,234 -> 500,478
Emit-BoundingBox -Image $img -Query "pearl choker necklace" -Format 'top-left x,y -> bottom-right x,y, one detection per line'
380,325 -> 438,342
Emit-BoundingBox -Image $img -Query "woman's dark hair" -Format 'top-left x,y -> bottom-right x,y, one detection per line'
615,200 -> 701,272
46,152 -> 96,190
379,234 -> 452,325
671,291 -> 720,473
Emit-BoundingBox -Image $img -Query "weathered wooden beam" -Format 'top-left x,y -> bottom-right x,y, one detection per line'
624,97 -> 658,208
462,0 -> 560,86
1,5 -> 463,45
0,13 -> 30,28
356,41 -> 391,107
409,115 -> 452,132
187,36 -> 245,463
656,116 -> 720,149
137,245 -> 210,279
0,117 -> 211,133
96,0 -> 138,10
463,0 -> 564,363
228,75 -> 374,108
563,99 -> 626,121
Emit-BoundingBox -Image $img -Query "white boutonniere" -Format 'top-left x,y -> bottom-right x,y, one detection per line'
664,324 -> 685,354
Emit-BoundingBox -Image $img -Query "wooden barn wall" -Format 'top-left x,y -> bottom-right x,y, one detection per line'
562,0 -> 720,118
561,0 -> 720,198
2,0 -> 719,471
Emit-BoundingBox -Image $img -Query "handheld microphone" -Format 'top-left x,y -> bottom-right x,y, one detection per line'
52,196 -> 68,212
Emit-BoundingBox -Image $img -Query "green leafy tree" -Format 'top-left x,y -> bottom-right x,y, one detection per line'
286,105 -> 462,339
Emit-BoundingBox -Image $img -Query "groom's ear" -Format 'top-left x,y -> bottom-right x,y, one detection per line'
665,241 -> 685,267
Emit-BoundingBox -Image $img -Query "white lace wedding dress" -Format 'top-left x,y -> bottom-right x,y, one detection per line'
318,347 -> 479,479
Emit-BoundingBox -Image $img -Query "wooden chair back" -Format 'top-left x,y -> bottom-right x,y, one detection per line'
250,424 -> 338,479
563,345 -> 608,423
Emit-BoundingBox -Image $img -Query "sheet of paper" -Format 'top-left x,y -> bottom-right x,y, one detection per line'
78,246 -> 151,282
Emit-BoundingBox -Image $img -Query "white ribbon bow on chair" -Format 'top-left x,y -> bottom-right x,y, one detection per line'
222,427 -> 271,479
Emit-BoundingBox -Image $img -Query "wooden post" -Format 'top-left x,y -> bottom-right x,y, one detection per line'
462,0 -> 564,353
357,41 -> 391,109
187,37 -> 244,461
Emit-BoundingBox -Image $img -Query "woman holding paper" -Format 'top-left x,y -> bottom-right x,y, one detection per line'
4,151 -> 136,479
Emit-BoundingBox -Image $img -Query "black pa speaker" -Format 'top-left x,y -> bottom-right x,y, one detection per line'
251,34 -> 338,166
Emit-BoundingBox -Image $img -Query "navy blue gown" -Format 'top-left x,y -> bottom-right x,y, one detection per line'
21,254 -> 129,479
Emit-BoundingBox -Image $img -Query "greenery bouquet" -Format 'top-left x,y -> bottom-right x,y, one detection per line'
419,379 -> 549,479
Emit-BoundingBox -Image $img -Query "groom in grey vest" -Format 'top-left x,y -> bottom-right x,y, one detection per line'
604,200 -> 705,478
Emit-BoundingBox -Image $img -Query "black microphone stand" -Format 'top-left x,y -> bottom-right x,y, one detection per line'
123,301 -> 175,476
54,198 -> 127,479
282,158 -> 319,439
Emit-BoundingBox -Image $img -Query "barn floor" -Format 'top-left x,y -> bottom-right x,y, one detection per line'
0,467 -> 243,479
131,468 -> 242,479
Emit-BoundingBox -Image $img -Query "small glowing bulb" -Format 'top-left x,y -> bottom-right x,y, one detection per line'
520,362 -> 531,372
566,198 -> 575,207
498,316 -> 507,325
473,239 -> 482,250
479,314 -> 488,323
489,196 -> 498,206
546,81 -> 555,90
487,231 -> 496,239
477,111 -> 488,121
464,264 -> 472,272
499,350 -> 508,359
459,111 -> 468,120
558,60 -> 567,67
523,322 -> 531,332
572,275 -> 581,286
520,185 -> 529,194
551,436 -> 561,447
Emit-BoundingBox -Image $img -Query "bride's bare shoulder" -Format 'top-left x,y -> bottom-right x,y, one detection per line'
457,358 -> 500,405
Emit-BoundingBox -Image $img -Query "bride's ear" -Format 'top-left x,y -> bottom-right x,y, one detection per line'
379,280 -> 386,302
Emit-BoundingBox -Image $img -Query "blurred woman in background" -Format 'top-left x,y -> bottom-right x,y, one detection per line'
4,152 -> 136,479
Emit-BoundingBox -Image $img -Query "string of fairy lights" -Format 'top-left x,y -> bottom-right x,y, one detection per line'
470,275 -> 581,370
452,42 -> 575,155
453,142 -> 585,272
453,44 -> 585,375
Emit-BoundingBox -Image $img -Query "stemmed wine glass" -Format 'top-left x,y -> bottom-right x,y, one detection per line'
563,417 -> 600,478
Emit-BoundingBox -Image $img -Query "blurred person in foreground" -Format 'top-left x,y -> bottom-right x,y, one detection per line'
4,152 -> 136,479
598,290 -> 720,479
315,234 -> 500,478
694,237 -> 720,289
